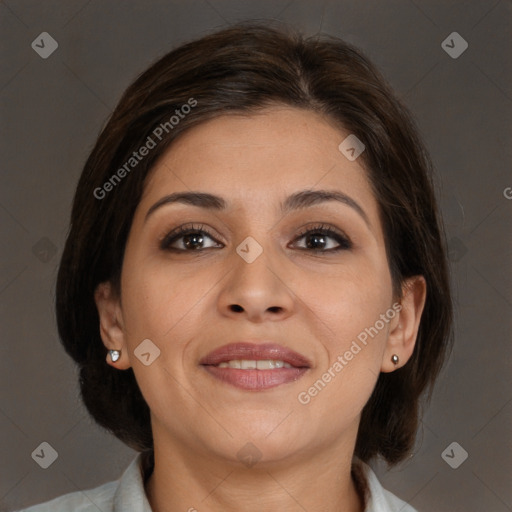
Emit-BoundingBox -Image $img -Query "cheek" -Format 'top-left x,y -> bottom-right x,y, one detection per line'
295,264 -> 392,417
120,258 -> 211,343
296,261 -> 392,349
298,281 -> 388,420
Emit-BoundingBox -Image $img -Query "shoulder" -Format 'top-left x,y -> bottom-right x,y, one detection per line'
354,458 -> 419,512
12,480 -> 116,512
13,452 -> 151,512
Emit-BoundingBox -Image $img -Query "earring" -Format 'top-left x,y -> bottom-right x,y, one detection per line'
391,354 -> 399,365
109,349 -> 121,362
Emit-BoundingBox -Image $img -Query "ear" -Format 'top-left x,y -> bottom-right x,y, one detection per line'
94,281 -> 131,370
381,275 -> 427,372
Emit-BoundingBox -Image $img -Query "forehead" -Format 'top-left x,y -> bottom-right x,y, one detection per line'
141,107 -> 378,221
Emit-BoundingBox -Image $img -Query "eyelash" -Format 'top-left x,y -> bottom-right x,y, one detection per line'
159,223 -> 352,253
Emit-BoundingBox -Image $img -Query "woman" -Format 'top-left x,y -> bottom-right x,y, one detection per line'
18,22 -> 453,512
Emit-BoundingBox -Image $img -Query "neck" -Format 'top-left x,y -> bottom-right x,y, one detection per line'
144,429 -> 365,512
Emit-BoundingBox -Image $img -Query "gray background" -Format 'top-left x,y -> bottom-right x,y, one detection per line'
1,1 -> 511,511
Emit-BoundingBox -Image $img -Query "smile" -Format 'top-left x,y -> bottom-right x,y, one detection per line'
216,359 -> 293,369
199,342 -> 311,390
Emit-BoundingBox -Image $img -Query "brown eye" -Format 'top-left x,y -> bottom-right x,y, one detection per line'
160,224 -> 223,252
291,224 -> 352,252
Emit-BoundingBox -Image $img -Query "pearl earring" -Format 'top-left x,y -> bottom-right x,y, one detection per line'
109,349 -> 121,362
391,354 -> 399,365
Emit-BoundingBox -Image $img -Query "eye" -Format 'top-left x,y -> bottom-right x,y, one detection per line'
160,222 -> 352,254
290,223 -> 352,252
160,224 -> 223,252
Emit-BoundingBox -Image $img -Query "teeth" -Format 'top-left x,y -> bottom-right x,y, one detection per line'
216,360 -> 293,370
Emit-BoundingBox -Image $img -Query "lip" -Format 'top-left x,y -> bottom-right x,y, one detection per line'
200,342 -> 311,368
199,342 -> 311,391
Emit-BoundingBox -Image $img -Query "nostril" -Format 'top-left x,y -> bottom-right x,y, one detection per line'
229,304 -> 244,312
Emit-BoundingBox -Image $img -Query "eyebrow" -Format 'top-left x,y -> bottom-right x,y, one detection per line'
144,189 -> 371,229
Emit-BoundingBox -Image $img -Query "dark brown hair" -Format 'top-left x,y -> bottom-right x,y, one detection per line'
56,21 -> 453,466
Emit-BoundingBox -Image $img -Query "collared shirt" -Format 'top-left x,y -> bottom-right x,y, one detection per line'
15,453 -> 418,512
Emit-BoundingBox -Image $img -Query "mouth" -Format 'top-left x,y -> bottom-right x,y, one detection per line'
199,342 -> 311,391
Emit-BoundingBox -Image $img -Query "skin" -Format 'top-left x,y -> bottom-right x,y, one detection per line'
95,106 -> 426,512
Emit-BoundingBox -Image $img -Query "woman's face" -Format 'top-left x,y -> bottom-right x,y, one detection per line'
99,106 -> 416,465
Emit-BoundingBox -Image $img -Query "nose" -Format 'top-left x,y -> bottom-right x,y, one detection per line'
217,244 -> 296,323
